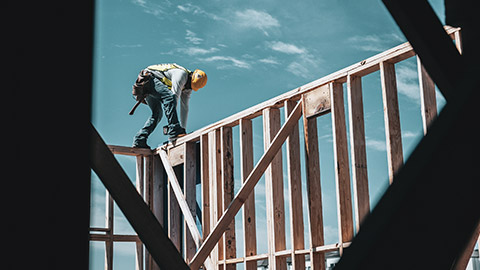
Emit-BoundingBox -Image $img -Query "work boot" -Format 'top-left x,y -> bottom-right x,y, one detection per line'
132,140 -> 150,149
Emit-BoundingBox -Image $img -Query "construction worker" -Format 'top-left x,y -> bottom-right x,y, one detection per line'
132,63 -> 207,149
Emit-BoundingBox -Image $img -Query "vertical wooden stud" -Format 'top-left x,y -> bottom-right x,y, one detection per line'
284,100 -> 305,269
209,129 -> 223,269
221,127 -> 236,269
330,82 -> 354,247
143,155 -> 153,270
184,142 -> 198,263
346,75 -> 370,231
380,61 -> 404,183
105,191 -> 114,270
301,95 -> 325,270
135,156 -> 145,269
168,165 -> 182,252
201,134 -> 210,241
151,155 -> 165,270
239,118 -> 257,270
263,107 -> 287,270
417,57 -> 437,135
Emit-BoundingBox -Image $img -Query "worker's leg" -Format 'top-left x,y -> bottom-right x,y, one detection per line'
133,94 -> 162,148
153,79 -> 186,137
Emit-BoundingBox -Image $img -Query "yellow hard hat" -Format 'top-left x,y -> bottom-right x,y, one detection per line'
191,69 -> 207,91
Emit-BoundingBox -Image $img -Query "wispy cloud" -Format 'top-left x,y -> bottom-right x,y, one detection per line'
396,63 -> 420,103
132,0 -> 167,17
114,44 -> 143,48
234,9 -> 280,36
201,56 -> 251,69
267,41 -> 306,55
366,137 -> 386,152
177,47 -> 219,56
348,33 -> 404,52
266,41 -> 322,79
185,30 -> 203,45
177,3 -> 226,22
259,57 -> 280,65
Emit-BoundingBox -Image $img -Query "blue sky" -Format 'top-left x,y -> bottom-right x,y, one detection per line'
90,0 -> 448,269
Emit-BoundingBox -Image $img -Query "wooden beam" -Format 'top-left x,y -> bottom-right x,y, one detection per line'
346,75 -> 370,231
239,118 -> 257,270
330,82 -> 354,247
184,141 -> 198,263
221,127 -> 237,269
303,84 -> 330,118
416,56 -> 437,135
189,101 -> 303,270
159,150 -> 214,270
105,191 -> 113,270
151,155 -> 166,270
301,94 -> 325,270
108,144 -> 153,156
284,100 -> 305,270
380,61 -> 404,183
159,150 -> 204,249
200,134 -> 211,241
263,107 -> 287,269
90,124 -> 189,270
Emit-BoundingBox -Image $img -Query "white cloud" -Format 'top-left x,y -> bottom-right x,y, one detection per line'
201,56 -> 251,69
178,47 -> 219,56
348,33 -> 404,52
267,41 -> 306,55
402,130 -> 418,139
234,9 -> 280,36
396,64 -> 420,103
185,30 -> 203,45
366,138 -> 386,152
259,57 -> 280,65
177,3 -> 226,22
288,62 -> 311,79
132,0 -> 167,17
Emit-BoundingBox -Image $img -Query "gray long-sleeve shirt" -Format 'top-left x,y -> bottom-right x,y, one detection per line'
146,67 -> 192,129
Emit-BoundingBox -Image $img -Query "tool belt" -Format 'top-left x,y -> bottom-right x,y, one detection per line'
132,69 -> 154,104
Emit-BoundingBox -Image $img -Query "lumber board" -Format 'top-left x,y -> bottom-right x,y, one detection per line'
189,101 -> 303,270
284,100 -> 306,270
239,118 -> 257,270
221,126 -> 237,269
200,134 -> 210,240
159,150 -> 214,270
108,144 -> 153,156
346,75 -> 370,231
159,150 -> 203,249
330,82 -> 354,247
90,124 -> 190,270
303,84 -> 330,118
417,57 -> 437,135
263,107 -> 287,269
380,61 -> 404,183
301,94 -> 325,270
184,142 -> 197,263
168,165 -> 182,251
105,191 -> 113,270
208,129 -> 222,267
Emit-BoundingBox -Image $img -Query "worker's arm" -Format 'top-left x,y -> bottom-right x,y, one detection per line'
168,69 -> 190,128
179,89 -> 192,128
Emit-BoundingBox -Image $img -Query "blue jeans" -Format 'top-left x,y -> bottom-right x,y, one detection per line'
133,78 -> 185,146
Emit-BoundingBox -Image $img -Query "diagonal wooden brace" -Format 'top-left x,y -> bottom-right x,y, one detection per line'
158,150 -> 214,270
189,100 -> 304,270
90,124 -> 190,270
